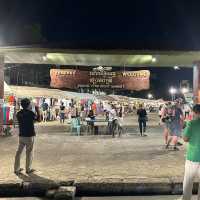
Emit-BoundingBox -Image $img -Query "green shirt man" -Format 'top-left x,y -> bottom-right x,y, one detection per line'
183,118 -> 200,162
182,104 -> 200,200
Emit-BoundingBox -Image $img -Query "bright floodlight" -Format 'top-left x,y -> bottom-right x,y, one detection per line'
174,66 -> 180,70
148,93 -> 153,99
181,87 -> 189,94
169,87 -> 177,94
98,66 -> 103,70
152,57 -> 157,63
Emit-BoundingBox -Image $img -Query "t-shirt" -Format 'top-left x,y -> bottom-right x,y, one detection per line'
71,107 -> 77,117
42,102 -> 48,111
184,104 -> 191,112
137,109 -> 147,119
17,109 -> 36,137
183,118 -> 200,162
174,107 -> 183,121
108,109 -> 117,122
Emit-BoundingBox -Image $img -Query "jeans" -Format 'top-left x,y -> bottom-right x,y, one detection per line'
138,118 -> 146,135
109,119 -> 118,137
182,160 -> 200,200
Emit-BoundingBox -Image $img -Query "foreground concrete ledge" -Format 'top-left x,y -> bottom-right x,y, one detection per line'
54,186 -> 76,200
0,180 -> 74,197
0,177 -> 199,197
75,178 -> 184,196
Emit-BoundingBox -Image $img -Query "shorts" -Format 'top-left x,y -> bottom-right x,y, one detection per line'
60,113 -> 65,119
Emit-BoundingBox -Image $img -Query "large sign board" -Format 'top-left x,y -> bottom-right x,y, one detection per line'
50,69 -> 150,91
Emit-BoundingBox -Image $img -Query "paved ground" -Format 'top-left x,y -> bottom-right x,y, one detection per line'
79,197 -> 191,200
0,196 -> 196,200
0,113 -> 186,185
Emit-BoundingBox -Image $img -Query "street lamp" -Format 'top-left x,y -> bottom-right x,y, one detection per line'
148,93 -> 153,99
152,57 -> 157,63
181,87 -> 189,94
169,87 -> 177,101
174,66 -> 180,70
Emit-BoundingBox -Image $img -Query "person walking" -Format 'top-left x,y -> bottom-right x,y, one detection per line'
59,102 -> 65,124
117,105 -> 124,137
182,104 -> 200,200
41,99 -> 48,122
14,98 -> 40,175
108,105 -> 118,137
161,102 -> 173,147
184,103 -> 191,119
165,101 -> 184,151
87,109 -> 95,134
137,104 -> 148,136
158,105 -> 163,125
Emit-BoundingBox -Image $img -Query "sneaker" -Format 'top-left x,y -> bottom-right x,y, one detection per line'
26,169 -> 36,174
14,168 -> 24,175
177,142 -> 183,146
173,146 -> 180,151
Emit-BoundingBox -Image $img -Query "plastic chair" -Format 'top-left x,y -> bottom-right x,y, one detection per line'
71,118 -> 81,136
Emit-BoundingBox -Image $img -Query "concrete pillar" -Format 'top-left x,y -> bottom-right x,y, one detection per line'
0,55 -> 4,135
193,62 -> 200,104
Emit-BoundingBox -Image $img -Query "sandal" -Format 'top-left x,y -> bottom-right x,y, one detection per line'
14,168 -> 24,175
26,169 -> 36,174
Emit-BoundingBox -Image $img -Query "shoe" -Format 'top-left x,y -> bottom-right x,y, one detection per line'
173,146 -> 180,151
14,168 -> 24,175
26,169 -> 36,174
177,142 -> 183,146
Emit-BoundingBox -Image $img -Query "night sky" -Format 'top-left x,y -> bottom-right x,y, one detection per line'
0,0 -> 199,49
0,0 -> 196,99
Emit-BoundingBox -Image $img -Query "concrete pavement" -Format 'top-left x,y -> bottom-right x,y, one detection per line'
0,113 -> 189,196
79,196 -> 194,200
0,196 -> 197,200
0,127 -> 186,183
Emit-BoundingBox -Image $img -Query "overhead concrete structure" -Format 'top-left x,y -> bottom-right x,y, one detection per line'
0,46 -> 200,67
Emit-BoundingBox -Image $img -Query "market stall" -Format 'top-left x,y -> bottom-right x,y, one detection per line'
1,82 -> 15,135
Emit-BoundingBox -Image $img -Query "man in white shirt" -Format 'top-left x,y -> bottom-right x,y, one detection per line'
108,105 -> 118,137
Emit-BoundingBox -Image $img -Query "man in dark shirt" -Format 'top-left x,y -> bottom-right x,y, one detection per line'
42,100 -> 48,122
14,98 -> 40,175
137,104 -> 148,136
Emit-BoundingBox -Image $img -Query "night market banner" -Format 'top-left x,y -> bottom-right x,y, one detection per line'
50,69 -> 150,91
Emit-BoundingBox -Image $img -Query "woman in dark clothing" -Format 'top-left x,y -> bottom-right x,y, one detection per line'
137,104 -> 148,136
87,110 -> 95,134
